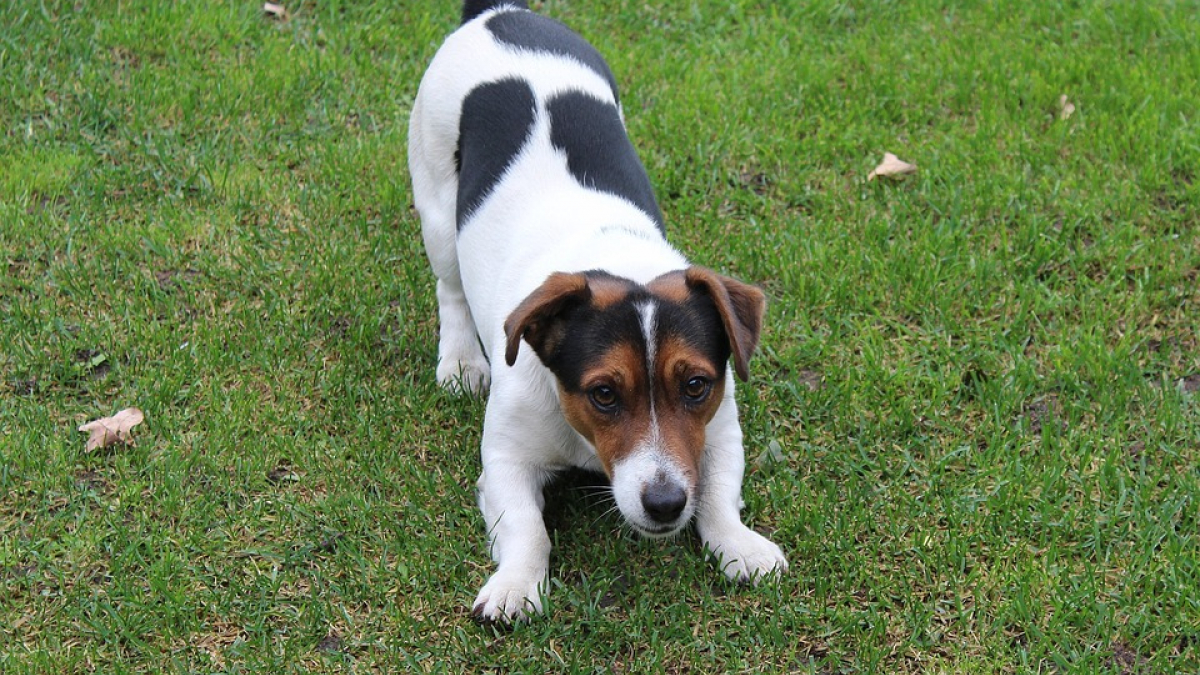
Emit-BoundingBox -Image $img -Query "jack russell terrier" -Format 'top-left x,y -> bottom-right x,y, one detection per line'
408,0 -> 787,622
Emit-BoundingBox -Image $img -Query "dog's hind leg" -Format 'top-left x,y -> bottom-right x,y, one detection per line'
409,96 -> 491,395
432,272 -> 490,395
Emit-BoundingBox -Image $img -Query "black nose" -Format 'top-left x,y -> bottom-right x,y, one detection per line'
642,482 -> 687,523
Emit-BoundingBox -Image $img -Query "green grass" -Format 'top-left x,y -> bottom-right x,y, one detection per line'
2,0 -> 1198,672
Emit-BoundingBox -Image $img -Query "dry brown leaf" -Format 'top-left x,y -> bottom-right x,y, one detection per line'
867,152 -> 917,181
78,408 -> 144,451
1059,94 -> 1076,120
263,2 -> 287,18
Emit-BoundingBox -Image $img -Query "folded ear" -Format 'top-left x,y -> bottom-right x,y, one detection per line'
504,272 -> 592,366
684,267 -> 766,381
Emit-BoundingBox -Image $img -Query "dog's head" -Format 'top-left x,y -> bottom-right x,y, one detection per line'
504,267 -> 765,536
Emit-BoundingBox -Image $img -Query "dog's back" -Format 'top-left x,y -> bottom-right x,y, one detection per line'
409,0 -> 679,354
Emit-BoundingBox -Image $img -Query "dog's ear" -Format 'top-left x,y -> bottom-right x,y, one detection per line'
504,272 -> 592,366
684,266 -> 766,381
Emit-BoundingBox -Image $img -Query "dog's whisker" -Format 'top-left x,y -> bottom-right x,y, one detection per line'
587,499 -> 623,530
568,484 -> 616,511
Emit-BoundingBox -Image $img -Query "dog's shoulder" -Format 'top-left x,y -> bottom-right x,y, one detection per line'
479,8 -> 619,102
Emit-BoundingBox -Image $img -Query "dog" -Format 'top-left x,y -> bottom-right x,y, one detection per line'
408,0 -> 787,622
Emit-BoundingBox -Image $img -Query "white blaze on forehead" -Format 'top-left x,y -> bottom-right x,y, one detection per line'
636,300 -> 657,377
635,299 -> 672,465
636,300 -> 659,427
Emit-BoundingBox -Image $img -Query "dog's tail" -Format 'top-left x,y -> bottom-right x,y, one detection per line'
462,0 -> 528,25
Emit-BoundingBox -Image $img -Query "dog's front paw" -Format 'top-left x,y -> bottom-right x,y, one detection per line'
471,568 -> 547,623
704,526 -> 788,584
437,358 -> 491,395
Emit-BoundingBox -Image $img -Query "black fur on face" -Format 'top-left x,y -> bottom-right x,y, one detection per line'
520,271 -> 731,393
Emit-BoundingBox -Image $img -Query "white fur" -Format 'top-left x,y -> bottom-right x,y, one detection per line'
409,6 -> 786,622
611,448 -> 694,537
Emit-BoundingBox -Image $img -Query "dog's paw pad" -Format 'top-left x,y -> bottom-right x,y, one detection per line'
437,359 -> 491,395
705,528 -> 788,584
471,572 -> 545,623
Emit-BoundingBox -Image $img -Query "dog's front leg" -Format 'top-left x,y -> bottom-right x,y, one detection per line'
695,384 -> 788,583
472,433 -> 552,622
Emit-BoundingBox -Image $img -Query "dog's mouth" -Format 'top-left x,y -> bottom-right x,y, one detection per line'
630,520 -> 688,538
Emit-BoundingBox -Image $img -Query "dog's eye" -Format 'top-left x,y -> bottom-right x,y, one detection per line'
682,377 -> 711,402
589,385 -> 619,412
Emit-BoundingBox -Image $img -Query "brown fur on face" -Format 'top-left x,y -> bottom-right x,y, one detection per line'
557,341 -> 650,476
554,295 -> 732,483
504,271 -> 644,368
650,268 -> 766,382
503,271 -> 592,368
650,335 -> 727,474
506,266 -> 763,483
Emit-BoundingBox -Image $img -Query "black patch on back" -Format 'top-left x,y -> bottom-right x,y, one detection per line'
456,78 -> 537,230
485,10 -> 620,101
546,91 -> 665,232
462,0 -> 528,25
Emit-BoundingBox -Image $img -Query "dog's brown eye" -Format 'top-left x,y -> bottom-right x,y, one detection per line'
589,385 -> 619,412
682,377 -> 711,402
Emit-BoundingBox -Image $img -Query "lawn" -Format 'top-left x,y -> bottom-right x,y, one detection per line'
2,0 -> 1198,672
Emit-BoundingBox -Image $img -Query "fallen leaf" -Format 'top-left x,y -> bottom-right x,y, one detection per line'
263,2 -> 287,18
867,152 -> 917,181
78,408 -> 144,451
1059,94 -> 1076,120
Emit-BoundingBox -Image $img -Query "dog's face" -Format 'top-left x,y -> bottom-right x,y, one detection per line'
504,267 -> 765,536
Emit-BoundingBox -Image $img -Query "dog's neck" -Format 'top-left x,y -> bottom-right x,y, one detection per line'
596,221 -> 662,241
